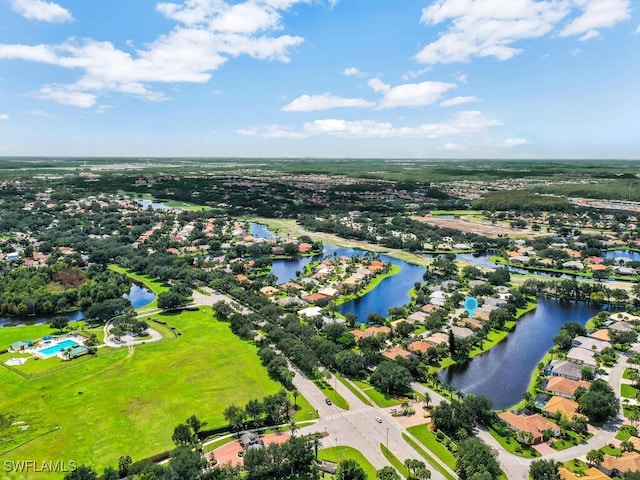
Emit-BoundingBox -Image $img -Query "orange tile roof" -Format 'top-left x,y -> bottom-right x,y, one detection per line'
542,396 -> 583,420
382,347 -> 413,360
498,412 -> 557,443
409,341 -> 433,353
559,467 -> 610,480
601,452 -> 640,474
545,377 -> 591,397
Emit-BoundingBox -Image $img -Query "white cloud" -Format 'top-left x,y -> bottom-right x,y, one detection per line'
343,67 -> 362,76
456,73 -> 467,84
242,110 -> 500,139
0,114 -> 9,120
368,78 -> 456,109
440,95 -> 479,107
11,0 -> 73,23
402,67 -> 431,80
0,1 -> 306,107
416,0 -> 570,64
441,142 -> 465,151
282,93 -> 375,112
415,0 -> 630,65
31,109 -> 56,118
578,29 -> 601,41
36,85 -> 97,107
571,48 -> 582,56
502,137 -> 529,147
560,0 -> 630,39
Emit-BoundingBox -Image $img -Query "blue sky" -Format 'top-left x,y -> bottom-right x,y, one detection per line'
0,0 -> 638,158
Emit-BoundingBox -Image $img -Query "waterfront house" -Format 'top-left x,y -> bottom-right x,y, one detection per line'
451,326 -> 474,340
542,396 -> 583,420
424,332 -> 449,348
572,336 -> 611,353
546,360 -> 584,381
566,348 -> 598,368
589,329 -> 611,342
543,376 -> 590,399
407,311 -> 428,323
609,321 -> 636,333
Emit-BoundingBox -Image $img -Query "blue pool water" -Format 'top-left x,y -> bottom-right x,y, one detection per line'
38,339 -> 79,356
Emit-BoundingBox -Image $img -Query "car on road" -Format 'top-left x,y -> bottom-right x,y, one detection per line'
389,407 -> 396,413
325,398 -> 332,405
375,416 -> 383,423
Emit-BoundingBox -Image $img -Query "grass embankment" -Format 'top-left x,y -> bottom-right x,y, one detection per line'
380,443 -> 409,477
401,433 -> 457,480
314,378 -> 349,410
318,446 -> 377,479
335,373 -> 372,406
108,265 -> 169,309
352,380 -> 400,408
405,425 -> 457,470
0,308 -> 301,478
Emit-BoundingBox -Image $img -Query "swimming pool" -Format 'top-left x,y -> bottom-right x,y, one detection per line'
37,339 -> 79,357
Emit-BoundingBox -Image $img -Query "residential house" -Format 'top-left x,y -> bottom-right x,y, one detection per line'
497,412 -> 559,444
298,306 -> 324,319
572,336 -> 611,353
451,326 -> 474,340
408,340 -> 434,354
590,329 -> 611,342
546,360 -> 584,381
598,452 -> 640,478
259,286 -> 279,297
543,376 -> 590,399
609,321 -> 636,333
566,348 -> 598,368
382,347 -> 414,361
542,396 -> 583,420
558,467 -> 610,480
407,311 -> 428,323
424,332 -> 449,347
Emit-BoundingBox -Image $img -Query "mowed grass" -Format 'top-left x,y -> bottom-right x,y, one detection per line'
406,425 -> 457,470
318,446 -> 377,479
0,308 -> 283,478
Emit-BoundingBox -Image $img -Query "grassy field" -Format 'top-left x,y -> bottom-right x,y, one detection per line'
352,380 -> 401,408
0,308 -> 290,478
401,432 -> 457,480
380,443 -> 409,477
318,446 -> 377,479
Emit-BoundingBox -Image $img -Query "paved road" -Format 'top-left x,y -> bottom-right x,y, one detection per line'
292,369 -> 451,479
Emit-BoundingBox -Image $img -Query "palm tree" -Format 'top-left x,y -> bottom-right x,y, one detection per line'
586,449 -> 604,467
423,392 -> 431,409
292,388 -> 299,408
289,417 -> 298,437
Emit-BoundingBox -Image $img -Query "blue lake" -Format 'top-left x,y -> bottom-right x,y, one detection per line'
440,297 -> 604,409
248,223 -> 608,407
603,250 -> 640,262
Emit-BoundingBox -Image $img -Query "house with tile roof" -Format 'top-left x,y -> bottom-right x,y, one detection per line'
498,412 -> 559,444
542,396 -> 583,420
543,377 -> 591,399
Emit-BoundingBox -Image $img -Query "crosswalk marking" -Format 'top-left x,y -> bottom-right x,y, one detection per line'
322,408 -> 405,432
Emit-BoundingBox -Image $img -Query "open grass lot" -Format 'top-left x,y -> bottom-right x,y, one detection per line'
0,308 -> 286,478
318,446 -> 377,479
352,380 -> 400,408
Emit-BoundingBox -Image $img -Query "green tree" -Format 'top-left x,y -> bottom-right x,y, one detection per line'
50,316 -> 69,332
167,446 -> 207,480
369,361 -> 412,395
172,423 -> 194,447
117,455 -> 132,478
223,405 -> 246,432
455,437 -> 501,480
586,449 -> 604,466
529,459 -> 562,480
376,466 -> 400,480
337,459 -> 367,480
157,290 -> 189,311
63,465 -> 98,480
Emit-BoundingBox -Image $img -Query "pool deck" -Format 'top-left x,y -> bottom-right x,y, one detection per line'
32,335 -> 85,359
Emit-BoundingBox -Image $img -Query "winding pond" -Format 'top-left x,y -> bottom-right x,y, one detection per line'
0,283 -> 156,327
439,297 -> 604,409
250,222 -> 608,407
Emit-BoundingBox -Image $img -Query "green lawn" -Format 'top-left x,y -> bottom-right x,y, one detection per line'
318,446 -> 377,479
401,433 -> 457,480
380,443 -> 409,477
335,373 -> 372,406
0,308 -> 291,478
352,380 -> 402,408
406,425 -> 457,469
314,379 -> 349,410
487,427 -> 540,457
622,384 -> 639,398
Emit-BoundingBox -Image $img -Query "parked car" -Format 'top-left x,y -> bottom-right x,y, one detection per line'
325,398 -> 332,405
375,416 -> 383,423
389,407 -> 397,413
